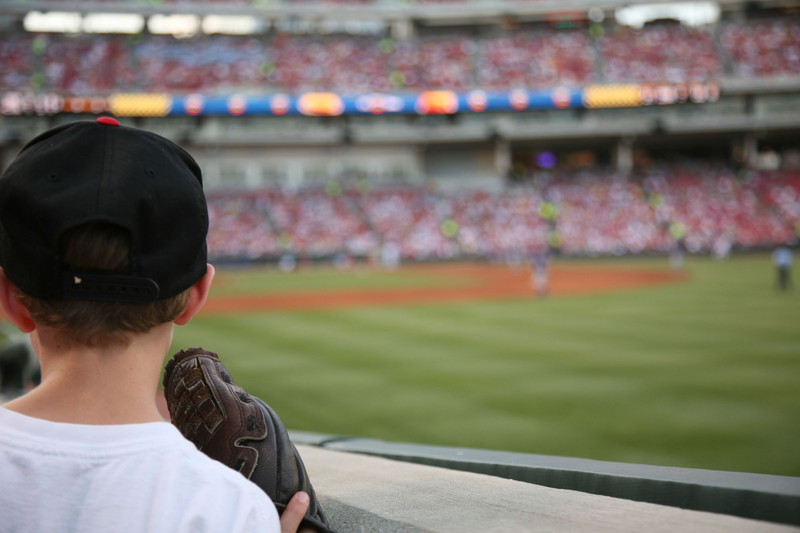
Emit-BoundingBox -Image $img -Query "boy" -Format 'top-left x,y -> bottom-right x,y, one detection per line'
0,118 -> 311,532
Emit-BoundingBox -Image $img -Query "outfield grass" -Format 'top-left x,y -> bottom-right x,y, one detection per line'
171,254 -> 800,476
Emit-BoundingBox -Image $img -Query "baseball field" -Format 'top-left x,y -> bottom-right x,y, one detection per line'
169,254 -> 800,477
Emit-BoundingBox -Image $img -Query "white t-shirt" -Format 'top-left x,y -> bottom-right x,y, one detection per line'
0,407 -> 280,533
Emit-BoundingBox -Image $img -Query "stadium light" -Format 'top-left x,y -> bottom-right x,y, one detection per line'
23,11 -> 82,33
202,15 -> 262,35
148,14 -> 201,37
82,13 -> 145,34
615,2 -> 720,29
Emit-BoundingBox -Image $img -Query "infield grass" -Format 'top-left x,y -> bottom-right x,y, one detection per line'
171,254 -> 800,476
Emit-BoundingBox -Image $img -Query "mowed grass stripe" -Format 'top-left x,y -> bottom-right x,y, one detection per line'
211,266 -> 468,296
171,255 -> 800,475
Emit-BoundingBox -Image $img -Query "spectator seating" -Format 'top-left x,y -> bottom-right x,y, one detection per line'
598,22 -> 723,83
643,164 -> 793,252
4,16 -> 798,96
747,169 -> 800,234
203,166 -> 800,262
720,18 -> 800,78
548,171 -> 669,255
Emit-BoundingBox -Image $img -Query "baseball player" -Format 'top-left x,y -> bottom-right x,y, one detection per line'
0,119 -> 329,532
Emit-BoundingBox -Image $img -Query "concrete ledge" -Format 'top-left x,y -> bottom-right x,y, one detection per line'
292,432 -> 800,529
296,445 -> 799,533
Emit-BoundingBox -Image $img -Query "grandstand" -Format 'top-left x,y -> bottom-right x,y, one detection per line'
0,0 -> 798,263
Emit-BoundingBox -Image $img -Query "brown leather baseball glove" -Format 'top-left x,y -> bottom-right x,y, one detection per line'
163,347 -> 331,532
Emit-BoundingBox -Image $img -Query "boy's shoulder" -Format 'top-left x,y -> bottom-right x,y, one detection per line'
167,432 -> 282,531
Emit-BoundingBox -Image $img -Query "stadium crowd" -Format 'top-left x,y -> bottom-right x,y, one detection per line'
2,15 -> 799,95
204,165 -> 800,263
3,13 -> 797,263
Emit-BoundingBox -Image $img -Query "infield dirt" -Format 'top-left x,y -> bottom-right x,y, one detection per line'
202,263 -> 687,314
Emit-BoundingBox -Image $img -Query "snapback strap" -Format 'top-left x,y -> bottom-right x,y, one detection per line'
61,272 -> 160,302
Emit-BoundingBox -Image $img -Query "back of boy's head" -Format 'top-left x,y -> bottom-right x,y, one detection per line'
0,118 -> 209,346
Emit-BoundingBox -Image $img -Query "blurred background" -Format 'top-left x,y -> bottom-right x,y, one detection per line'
0,0 -> 799,476
0,0 -> 798,262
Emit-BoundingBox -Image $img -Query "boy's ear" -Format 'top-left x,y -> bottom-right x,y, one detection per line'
174,264 -> 215,326
0,268 -> 36,333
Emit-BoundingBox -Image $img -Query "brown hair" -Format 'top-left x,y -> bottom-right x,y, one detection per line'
18,223 -> 191,347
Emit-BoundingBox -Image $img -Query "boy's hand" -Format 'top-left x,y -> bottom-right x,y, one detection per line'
281,492 -> 316,533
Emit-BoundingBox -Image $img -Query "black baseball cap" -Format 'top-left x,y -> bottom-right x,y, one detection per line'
0,117 -> 208,303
